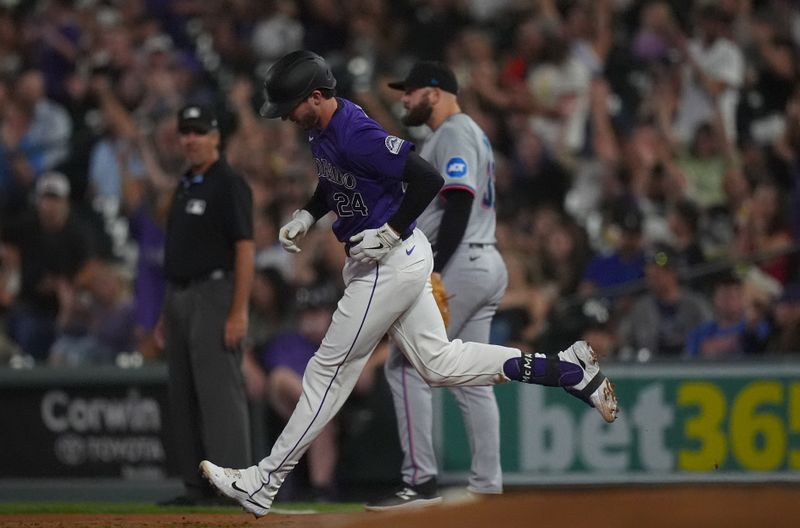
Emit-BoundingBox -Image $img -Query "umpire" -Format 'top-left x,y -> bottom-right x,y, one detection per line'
158,104 -> 254,505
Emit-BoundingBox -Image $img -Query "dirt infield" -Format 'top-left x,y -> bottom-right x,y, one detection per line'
1,485 -> 798,528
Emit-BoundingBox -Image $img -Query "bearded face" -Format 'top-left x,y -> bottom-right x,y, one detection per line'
402,88 -> 434,127
286,98 -> 320,130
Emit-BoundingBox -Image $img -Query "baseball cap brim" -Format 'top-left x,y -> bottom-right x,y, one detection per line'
388,80 -> 430,92
38,189 -> 68,199
178,119 -> 214,133
387,80 -> 407,91
259,98 -> 301,118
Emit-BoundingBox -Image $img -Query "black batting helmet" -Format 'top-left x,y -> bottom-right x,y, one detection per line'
259,50 -> 337,118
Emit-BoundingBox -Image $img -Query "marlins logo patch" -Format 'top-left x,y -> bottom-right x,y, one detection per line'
446,157 -> 468,178
385,135 -> 404,154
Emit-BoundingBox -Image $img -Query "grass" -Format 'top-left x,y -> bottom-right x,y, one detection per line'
0,501 -> 364,515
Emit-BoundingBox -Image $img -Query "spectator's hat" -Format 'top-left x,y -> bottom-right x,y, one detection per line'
143,34 -> 174,55
388,61 -> 458,94
36,171 -> 70,199
711,268 -> 743,288
581,297 -> 612,332
177,104 -> 218,134
646,243 -> 681,271
611,204 -> 643,234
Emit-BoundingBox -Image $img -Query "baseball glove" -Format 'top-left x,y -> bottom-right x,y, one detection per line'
430,273 -> 450,328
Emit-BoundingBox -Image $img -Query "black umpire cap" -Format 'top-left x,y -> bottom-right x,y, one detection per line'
177,104 -> 218,134
388,61 -> 458,95
260,50 -> 337,119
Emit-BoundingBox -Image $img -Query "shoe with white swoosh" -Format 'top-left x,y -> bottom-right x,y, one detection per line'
199,460 -> 271,518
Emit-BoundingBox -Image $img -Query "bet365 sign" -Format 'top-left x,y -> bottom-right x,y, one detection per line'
436,363 -> 800,483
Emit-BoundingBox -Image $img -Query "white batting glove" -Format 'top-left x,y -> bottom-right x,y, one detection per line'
349,223 -> 401,263
279,209 -> 315,253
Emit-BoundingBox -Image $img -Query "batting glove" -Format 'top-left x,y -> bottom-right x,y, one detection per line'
349,223 -> 401,263
279,209 -> 315,253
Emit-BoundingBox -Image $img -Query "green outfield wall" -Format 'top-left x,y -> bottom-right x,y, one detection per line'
435,361 -> 800,484
2,361 -> 799,486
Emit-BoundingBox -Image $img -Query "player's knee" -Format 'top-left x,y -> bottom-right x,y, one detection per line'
419,368 -> 448,386
416,344 -> 459,386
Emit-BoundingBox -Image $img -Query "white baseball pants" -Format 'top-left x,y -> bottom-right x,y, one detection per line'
241,230 -> 520,504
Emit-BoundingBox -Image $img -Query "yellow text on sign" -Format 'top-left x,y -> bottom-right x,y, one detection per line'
678,381 -> 800,471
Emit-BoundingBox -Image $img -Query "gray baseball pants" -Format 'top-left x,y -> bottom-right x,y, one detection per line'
163,277 -> 252,498
385,243 -> 507,493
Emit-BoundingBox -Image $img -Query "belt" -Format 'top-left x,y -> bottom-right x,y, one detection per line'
170,269 -> 229,289
468,243 -> 493,249
344,230 -> 413,257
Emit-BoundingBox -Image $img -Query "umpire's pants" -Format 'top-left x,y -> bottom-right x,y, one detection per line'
163,276 -> 252,497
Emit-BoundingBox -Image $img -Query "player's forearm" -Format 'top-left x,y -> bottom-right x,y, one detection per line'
388,151 -> 443,234
229,239 -> 254,317
433,189 -> 473,273
302,184 -> 330,221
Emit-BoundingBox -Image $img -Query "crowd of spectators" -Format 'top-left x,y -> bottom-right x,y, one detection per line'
2,0 -> 800,379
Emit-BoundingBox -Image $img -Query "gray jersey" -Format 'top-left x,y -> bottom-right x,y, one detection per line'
416,113 -> 497,247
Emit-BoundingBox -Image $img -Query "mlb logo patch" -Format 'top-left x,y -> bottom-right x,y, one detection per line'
186,199 -> 206,215
385,135 -> 404,154
446,157 -> 468,178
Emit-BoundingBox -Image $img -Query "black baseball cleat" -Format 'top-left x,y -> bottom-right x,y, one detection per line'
365,479 -> 443,512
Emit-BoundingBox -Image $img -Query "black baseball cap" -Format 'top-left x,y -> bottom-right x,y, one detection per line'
388,61 -> 458,94
646,243 -> 681,270
612,204 -> 643,234
177,104 -> 218,133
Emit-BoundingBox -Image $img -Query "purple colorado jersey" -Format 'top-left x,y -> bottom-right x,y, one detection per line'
309,98 -> 415,242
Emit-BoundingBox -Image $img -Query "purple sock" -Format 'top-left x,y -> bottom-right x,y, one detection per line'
503,353 -> 583,387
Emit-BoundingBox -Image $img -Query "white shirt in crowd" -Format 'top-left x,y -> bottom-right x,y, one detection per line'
674,37 -> 745,144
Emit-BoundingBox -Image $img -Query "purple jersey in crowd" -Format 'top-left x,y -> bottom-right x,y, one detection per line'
261,333 -> 316,377
309,98 -> 415,242
128,205 -> 166,330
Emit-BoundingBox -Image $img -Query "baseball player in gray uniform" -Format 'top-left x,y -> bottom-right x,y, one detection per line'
200,50 -> 617,519
366,61 -> 505,510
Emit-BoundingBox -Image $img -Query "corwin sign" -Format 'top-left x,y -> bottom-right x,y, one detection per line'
41,389 -> 161,434
0,366 -> 176,479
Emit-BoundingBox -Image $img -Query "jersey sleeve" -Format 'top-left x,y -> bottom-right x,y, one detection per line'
430,123 -> 478,195
225,174 -> 254,241
343,123 -> 414,182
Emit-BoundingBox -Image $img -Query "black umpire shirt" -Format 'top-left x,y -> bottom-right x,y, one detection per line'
164,157 -> 253,284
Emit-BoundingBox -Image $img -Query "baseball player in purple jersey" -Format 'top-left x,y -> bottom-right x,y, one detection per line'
200,50 -> 618,518
366,61 -> 505,510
